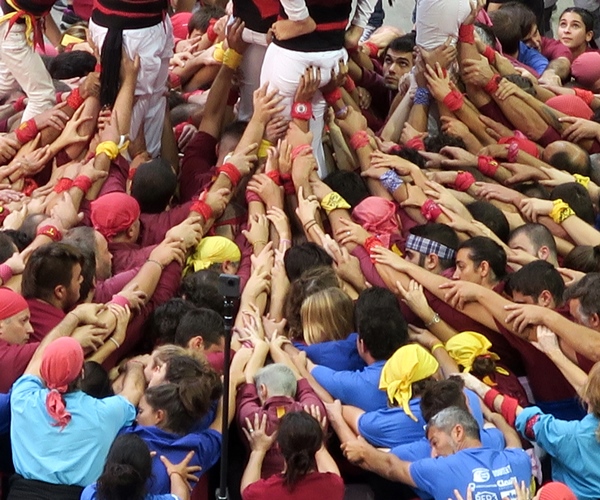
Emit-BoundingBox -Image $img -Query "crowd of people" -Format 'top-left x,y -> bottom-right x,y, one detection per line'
2,0 -> 600,498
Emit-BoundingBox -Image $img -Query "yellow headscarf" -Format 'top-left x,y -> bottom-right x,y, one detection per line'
379,344 -> 440,421
184,236 -> 241,275
445,331 -> 509,379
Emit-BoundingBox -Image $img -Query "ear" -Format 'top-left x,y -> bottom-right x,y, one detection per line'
259,383 -> 268,400
478,260 -> 490,278
425,253 -> 439,272
586,30 -> 594,43
538,246 -> 550,261
453,424 -> 464,442
590,313 -> 600,330
357,337 -> 365,354
54,284 -> 67,301
155,409 -> 166,425
126,224 -> 136,239
187,335 -> 205,351
537,290 -> 553,308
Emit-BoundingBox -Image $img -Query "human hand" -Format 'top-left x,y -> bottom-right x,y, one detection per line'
559,116 -> 600,143
70,303 -> 108,327
503,303 -> 546,335
33,103 -> 70,132
439,280 -> 481,310
3,251 -> 24,275
538,166 -> 574,187
396,279 -> 431,317
262,314 -> 286,341
335,217 -> 371,246
149,238 -> 187,267
252,83 -> 285,124
341,435 -> 372,465
166,216 -> 203,249
116,283 -> 148,311
424,62 -> 452,102
107,303 -> 131,345
502,162 -> 547,185
247,173 -> 283,208
0,189 -> 23,204
14,143 -> 53,177
242,213 -> 269,246
160,450 -> 202,488
0,134 -> 20,162
177,123 -> 198,152
518,197 -> 554,222
370,245 -> 409,271
243,414 -> 277,452
408,324 -> 442,350
200,187 -> 231,218
304,404 -> 327,431
295,186 -> 320,225
334,106 -> 368,138
71,324 -> 107,352
461,57 -> 495,88
227,17 -> 248,55
474,181 -> 523,205
265,116 -> 289,144
227,142 -> 258,177
531,325 -> 561,354
295,65 -> 321,103
400,122 -> 426,145
266,206 -> 291,240
48,192 -> 83,231
557,267 -> 585,286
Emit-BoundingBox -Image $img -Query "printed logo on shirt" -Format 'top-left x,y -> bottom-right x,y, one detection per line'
474,492 -> 498,500
472,468 -> 491,483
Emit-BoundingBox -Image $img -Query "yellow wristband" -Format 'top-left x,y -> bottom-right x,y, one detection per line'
574,174 -> 590,188
223,48 -> 243,70
213,42 -> 225,63
431,343 -> 445,353
321,191 -> 351,215
95,141 -> 120,160
549,199 -> 575,224
258,139 -> 272,159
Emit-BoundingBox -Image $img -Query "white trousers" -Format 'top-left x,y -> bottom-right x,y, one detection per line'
260,42 -> 346,174
0,17 -> 55,122
89,17 -> 174,157
238,29 -> 269,122
415,0 -> 471,49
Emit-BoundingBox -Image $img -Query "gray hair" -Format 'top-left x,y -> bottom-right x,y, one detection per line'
427,406 -> 480,440
254,364 -> 297,398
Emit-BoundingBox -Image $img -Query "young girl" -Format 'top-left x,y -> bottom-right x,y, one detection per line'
558,7 -> 596,60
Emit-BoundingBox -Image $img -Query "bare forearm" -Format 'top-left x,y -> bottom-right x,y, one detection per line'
241,451 -> 266,493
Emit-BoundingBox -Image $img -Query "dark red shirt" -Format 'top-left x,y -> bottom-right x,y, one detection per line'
26,299 -> 65,343
0,339 -> 38,392
242,472 -> 344,500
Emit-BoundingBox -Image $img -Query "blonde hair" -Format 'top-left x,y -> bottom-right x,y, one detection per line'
301,287 -> 354,345
153,344 -> 205,365
582,362 -> 600,440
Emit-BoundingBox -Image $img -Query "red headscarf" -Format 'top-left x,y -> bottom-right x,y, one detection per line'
538,482 -> 577,500
0,287 -> 28,321
352,196 -> 399,239
40,337 -> 84,429
90,192 -> 141,241
546,95 -> 594,120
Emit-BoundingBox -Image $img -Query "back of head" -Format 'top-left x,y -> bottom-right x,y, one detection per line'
0,232 -> 18,263
22,242 -> 84,301
564,245 -> 600,273
427,406 -> 480,441
508,223 -> 557,262
165,354 -> 223,403
174,308 -> 224,350
419,378 -> 467,423
179,269 -> 224,314
277,411 -> 323,490
458,236 -> 507,282
284,243 -> 333,281
424,133 -> 466,153
48,50 -> 96,79
188,5 -> 225,34
97,434 -> 151,500
467,201 -> 510,243
323,170 -> 369,209
149,298 -> 197,346
283,266 -> 339,338
497,1 -> 537,39
506,260 -> 565,306
489,9 -> 523,55
301,287 -> 354,344
254,364 -> 297,398
356,287 -> 408,360
130,158 -> 177,214
544,142 -> 591,176
81,361 -> 114,399
564,272 -> 600,318
550,183 -> 595,225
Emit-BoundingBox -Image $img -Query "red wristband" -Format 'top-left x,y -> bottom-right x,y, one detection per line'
405,137 -> 425,151
168,72 -> 182,89
482,45 -> 496,64
266,170 -> 282,186
36,224 -> 63,241
12,95 -> 26,112
452,171 -> 476,191
349,130 -> 370,150
0,263 -> 13,283
22,178 -> 38,197
507,141 -> 519,163
484,74 -> 502,94
291,101 -> 312,121
500,395 -> 519,426
364,235 -> 386,257
73,175 -> 93,194
66,87 -> 85,109
94,63 -> 102,73
344,76 -> 357,93
322,88 -> 342,106
477,155 -> 499,177
364,41 -> 379,58
574,87 -> 594,106
53,177 -> 74,194
483,388 -> 501,409
458,24 -> 475,44
190,199 -> 214,220
421,199 -> 442,221
109,294 -> 131,308
291,144 -> 312,160
524,414 -> 539,440
442,90 -> 464,112
245,189 -> 261,204
280,173 -> 295,195
206,20 -> 218,43
217,162 -> 242,187
15,119 -> 39,144
184,89 -> 204,101
173,121 -> 189,141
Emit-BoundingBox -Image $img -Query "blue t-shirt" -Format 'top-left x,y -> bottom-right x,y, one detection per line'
516,407 -> 600,500
10,375 -> 135,486
311,360 -> 387,412
122,424 -> 221,495
518,42 -> 549,74
358,398 -> 425,448
295,333 -> 366,372
410,447 -> 531,500
80,484 -> 180,500
0,392 -> 9,435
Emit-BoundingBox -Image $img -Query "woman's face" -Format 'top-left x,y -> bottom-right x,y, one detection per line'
558,12 -> 593,52
136,395 -> 162,427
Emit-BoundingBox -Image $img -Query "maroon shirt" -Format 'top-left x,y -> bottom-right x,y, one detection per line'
179,131 -> 218,203
27,299 -> 65,342
236,379 -> 326,479
0,339 -> 38,392
109,241 -> 155,275
540,37 -> 573,62
242,472 -> 344,500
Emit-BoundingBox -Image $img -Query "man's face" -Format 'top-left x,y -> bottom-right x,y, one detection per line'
205,335 -> 226,354
65,263 -> 83,309
523,24 -> 542,51
569,298 -> 593,327
452,249 -> 481,284
427,426 -> 458,458
0,309 -> 33,345
508,232 -> 537,258
382,49 -> 413,89
94,231 -> 113,281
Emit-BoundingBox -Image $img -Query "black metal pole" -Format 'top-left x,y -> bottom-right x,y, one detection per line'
217,296 -> 234,500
